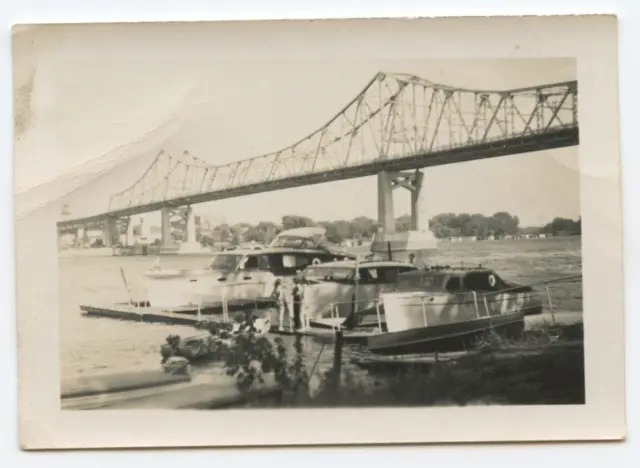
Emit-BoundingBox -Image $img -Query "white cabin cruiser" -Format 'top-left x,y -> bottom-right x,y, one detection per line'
299,259 -> 418,329
367,267 -> 544,355
142,227 -> 356,317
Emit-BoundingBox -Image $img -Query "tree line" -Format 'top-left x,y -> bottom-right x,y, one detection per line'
199,212 -> 581,246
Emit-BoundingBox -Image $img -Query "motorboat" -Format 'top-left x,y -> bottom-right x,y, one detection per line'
298,259 -> 418,329
366,266 -> 544,355
141,227 -> 355,318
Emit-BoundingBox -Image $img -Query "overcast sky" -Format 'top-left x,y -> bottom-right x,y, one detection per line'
14,25 -> 580,227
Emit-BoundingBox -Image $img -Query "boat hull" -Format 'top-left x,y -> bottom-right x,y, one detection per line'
367,312 -> 525,355
143,269 -> 276,310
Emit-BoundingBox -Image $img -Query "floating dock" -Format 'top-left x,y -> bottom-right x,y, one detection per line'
80,299 -> 274,326
268,326 -> 378,344
81,304 -> 205,326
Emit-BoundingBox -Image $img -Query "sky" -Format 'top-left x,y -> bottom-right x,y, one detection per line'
13,24 -> 580,227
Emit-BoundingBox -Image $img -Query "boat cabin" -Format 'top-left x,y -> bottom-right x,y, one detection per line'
394,266 -> 514,294
301,260 -> 418,323
208,247 -> 354,278
143,227 -> 355,310
207,226 -> 355,277
376,266 -> 542,336
302,260 -> 418,285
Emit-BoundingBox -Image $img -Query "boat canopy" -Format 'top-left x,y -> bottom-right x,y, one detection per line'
269,227 -> 327,249
269,227 -> 353,258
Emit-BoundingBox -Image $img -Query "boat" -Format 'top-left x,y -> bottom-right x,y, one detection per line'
298,259 -> 418,329
347,265 -> 546,332
139,227 -> 356,320
366,266 -> 544,355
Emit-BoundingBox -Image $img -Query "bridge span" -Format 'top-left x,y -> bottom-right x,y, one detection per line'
57,72 -> 578,249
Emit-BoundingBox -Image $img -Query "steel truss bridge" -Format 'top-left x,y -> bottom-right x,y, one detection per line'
58,72 -> 578,229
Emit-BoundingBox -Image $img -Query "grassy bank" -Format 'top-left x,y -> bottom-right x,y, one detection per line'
204,319 -> 585,407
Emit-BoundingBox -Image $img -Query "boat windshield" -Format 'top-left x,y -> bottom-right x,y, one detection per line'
397,273 -> 445,290
209,253 -> 244,271
304,266 -> 354,281
270,235 -> 322,249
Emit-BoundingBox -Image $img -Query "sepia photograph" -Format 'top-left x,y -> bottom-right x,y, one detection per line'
14,17 -> 625,449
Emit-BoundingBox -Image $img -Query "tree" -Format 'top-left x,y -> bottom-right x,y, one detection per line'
208,211 -> 574,245
281,215 -> 315,230
542,217 -> 581,236
395,214 -> 412,232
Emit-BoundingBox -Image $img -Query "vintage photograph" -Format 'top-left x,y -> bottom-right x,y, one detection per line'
52,59 -> 583,408
14,17 -> 624,447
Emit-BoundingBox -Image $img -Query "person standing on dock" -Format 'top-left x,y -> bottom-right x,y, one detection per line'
272,279 -> 289,331
292,277 -> 306,331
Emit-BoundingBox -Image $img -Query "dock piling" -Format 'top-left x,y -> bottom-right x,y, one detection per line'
331,330 -> 344,394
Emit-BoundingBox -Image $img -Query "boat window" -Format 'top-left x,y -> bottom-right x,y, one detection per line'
445,277 -> 462,293
238,255 -> 260,270
304,266 -> 327,279
463,272 -> 502,291
377,267 -> 407,283
305,266 -> 353,281
397,273 -> 443,290
326,267 -> 354,280
209,254 -> 243,271
257,255 -> 270,270
358,268 -> 377,282
282,254 -> 312,269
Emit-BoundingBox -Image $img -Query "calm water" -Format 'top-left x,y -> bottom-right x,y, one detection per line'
59,237 -> 583,382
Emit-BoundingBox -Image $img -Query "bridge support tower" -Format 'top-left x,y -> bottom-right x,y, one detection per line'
372,169 -> 438,260
159,205 -> 202,253
102,217 -> 119,247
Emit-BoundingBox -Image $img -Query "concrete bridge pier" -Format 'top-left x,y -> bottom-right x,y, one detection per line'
179,205 -> 202,253
372,169 -> 437,259
160,207 -> 173,248
126,217 -> 135,247
377,170 -> 396,234
102,217 -> 118,247
185,206 -> 197,243
75,226 -> 87,248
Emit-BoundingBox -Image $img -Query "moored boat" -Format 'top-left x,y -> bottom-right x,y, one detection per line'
140,227 -> 356,319
298,259 -> 418,329
367,267 -> 544,355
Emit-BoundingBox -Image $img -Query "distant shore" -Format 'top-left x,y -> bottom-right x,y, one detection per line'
57,235 -> 580,259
